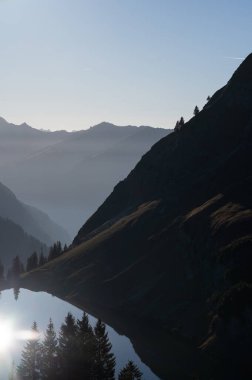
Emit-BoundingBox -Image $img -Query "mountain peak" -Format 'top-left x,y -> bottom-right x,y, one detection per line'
19,122 -> 34,130
229,52 -> 252,84
91,122 -> 116,129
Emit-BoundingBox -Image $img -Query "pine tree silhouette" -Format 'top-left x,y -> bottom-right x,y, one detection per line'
40,318 -> 58,380
118,360 -> 142,380
93,319 -> 116,380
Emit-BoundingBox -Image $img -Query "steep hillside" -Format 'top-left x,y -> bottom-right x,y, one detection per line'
21,55 -> 252,379
0,216 -> 47,267
0,122 -> 169,234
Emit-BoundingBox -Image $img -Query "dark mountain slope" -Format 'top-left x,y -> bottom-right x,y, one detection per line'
75,54 -> 252,239
21,54 -> 252,379
0,216 -> 47,267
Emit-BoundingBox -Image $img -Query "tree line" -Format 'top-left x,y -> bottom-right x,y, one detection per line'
26,241 -> 68,272
0,241 -> 68,286
16,312 -> 142,380
0,241 -> 70,300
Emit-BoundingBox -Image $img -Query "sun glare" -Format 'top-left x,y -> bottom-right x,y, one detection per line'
0,319 -> 14,353
0,317 -> 40,355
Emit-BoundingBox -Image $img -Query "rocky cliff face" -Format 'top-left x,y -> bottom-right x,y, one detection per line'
21,54 -> 252,379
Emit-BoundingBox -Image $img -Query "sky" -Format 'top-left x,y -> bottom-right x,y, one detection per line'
0,0 -> 251,131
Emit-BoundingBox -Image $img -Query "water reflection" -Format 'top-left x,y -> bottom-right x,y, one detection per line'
0,289 -> 159,379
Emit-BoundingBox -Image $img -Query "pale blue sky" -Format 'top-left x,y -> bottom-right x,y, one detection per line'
0,0 -> 251,131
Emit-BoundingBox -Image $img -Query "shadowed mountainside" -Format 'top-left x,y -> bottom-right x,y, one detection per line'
0,181 -> 68,246
20,54 -> 252,379
0,216 -> 47,267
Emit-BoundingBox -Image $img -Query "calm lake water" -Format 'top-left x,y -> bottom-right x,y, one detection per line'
0,289 -> 159,379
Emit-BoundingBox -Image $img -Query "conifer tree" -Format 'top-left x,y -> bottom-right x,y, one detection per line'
48,241 -> 62,262
56,241 -> 62,256
17,322 -> 41,380
40,318 -> 58,380
58,313 -> 79,379
174,117 -> 185,132
9,256 -> 23,295
118,360 -> 143,380
179,116 -> 185,126
174,120 -> 180,132
39,250 -> 47,267
77,312 -> 94,342
76,312 -> 96,378
47,245 -> 55,262
194,105 -> 199,116
26,256 -> 32,272
93,319 -> 116,380
31,251 -> 38,269
11,255 -> 23,279
26,252 -> 39,272
13,287 -> 20,300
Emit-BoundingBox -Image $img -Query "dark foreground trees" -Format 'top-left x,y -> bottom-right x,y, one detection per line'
118,360 -> 143,380
94,319 -> 116,380
40,318 -> 58,380
17,313 -> 142,380
174,116 -> 185,131
193,105 -> 199,116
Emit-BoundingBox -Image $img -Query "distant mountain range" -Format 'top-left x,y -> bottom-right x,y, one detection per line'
0,120 -> 170,236
22,54 -> 252,379
0,116 -> 69,166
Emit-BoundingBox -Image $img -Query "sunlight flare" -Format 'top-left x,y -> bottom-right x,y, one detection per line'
0,319 -> 14,353
0,316 -> 40,354
16,330 -> 40,341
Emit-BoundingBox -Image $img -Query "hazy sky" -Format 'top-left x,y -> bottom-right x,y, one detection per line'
0,0 -> 251,131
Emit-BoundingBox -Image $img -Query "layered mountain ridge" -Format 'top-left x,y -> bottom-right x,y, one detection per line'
0,216 -> 47,267
0,181 -> 69,267
0,120 -> 169,235
0,181 -> 68,245
0,117 -> 69,166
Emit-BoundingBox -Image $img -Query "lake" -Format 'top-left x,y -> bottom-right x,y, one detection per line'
0,289 -> 159,379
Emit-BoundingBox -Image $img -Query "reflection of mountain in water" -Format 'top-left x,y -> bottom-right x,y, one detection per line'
0,289 -> 158,380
